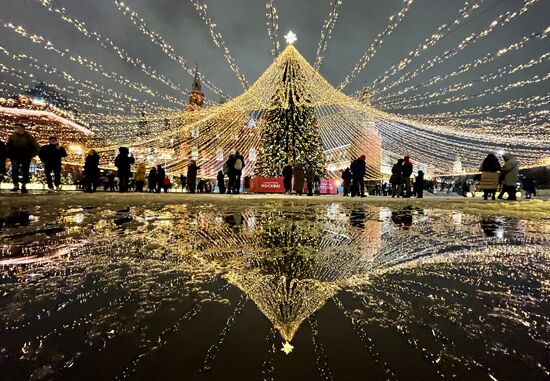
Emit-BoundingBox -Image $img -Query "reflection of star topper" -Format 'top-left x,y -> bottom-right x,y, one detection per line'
281,341 -> 294,355
284,31 -> 297,45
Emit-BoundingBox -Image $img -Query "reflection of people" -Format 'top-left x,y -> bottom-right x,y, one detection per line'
224,212 -> 242,226
350,209 -> 366,229
480,217 -> 503,238
391,207 -> 415,230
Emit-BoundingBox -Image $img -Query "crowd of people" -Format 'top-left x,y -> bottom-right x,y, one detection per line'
0,123 -> 537,201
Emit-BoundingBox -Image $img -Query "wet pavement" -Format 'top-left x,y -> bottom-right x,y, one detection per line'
0,195 -> 549,380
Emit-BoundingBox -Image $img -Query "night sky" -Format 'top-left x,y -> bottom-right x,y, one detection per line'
1,0 -> 548,117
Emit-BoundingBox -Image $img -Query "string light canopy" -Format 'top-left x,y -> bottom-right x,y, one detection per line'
0,0 -> 548,175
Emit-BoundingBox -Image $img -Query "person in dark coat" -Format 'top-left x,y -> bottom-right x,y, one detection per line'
6,123 -> 40,193
187,160 -> 199,193
180,174 -> 187,191
148,167 -> 157,192
39,136 -> 68,191
350,155 -> 366,197
156,165 -> 166,193
232,151 -> 245,194
83,150 -> 100,192
342,167 -> 352,196
390,159 -> 404,198
293,163 -> 305,195
282,164 -> 293,194
414,170 -> 424,198
217,170 -> 226,194
402,156 -> 413,197
305,165 -> 315,196
225,154 -> 236,194
0,140 -> 6,181
106,171 -> 115,191
114,147 -> 134,192
478,153 -> 501,200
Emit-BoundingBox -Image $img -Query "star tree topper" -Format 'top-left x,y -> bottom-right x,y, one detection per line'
284,31 -> 297,45
281,341 -> 294,355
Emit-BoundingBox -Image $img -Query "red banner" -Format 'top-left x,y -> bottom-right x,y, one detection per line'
249,176 -> 285,193
249,177 -> 338,195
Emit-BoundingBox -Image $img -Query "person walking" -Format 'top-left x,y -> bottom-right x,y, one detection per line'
283,164 -> 293,194
350,155 -> 366,197
39,136 -> 67,192
155,165 -> 165,193
114,147 -> 135,193
402,156 -> 413,197
0,139 -> 7,182
6,123 -> 40,193
390,159 -> 404,198
134,162 -> 146,192
342,167 -> 352,196
414,170 -> 424,198
478,153 -> 501,200
83,150 -> 100,192
232,151 -> 245,194
147,167 -> 157,193
187,160 -> 199,193
499,153 -> 519,201
293,162 -> 305,195
305,165 -> 315,196
217,170 -> 226,194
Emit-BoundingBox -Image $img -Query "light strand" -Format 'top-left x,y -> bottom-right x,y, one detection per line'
338,0 -> 413,90
188,0 -> 249,89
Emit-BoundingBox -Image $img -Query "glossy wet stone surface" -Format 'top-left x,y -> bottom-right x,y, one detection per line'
0,196 -> 549,380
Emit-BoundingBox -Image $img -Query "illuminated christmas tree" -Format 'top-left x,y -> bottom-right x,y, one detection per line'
255,37 -> 326,177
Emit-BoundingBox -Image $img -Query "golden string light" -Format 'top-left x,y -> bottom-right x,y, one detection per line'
376,52 -> 550,110
378,72 -> 550,111
374,25 -> 550,102
112,0 -> 227,98
0,20 -> 185,108
314,0 -> 343,69
360,0 -> 485,96
373,0 -> 542,95
34,0 -> 188,97
188,0 -> 250,89
338,0 -> 414,90
265,0 -> 281,56
0,45 -> 172,115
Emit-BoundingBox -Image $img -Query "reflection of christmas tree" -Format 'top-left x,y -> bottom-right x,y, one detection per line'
255,54 -> 326,177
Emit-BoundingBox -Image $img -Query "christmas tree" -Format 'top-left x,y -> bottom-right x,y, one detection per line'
255,52 -> 326,177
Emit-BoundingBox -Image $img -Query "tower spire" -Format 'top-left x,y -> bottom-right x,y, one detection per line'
192,63 -> 201,92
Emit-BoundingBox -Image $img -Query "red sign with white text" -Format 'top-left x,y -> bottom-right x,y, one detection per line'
249,177 -> 338,194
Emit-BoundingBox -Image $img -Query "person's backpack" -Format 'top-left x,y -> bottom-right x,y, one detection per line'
223,163 -> 229,174
234,158 -> 243,171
